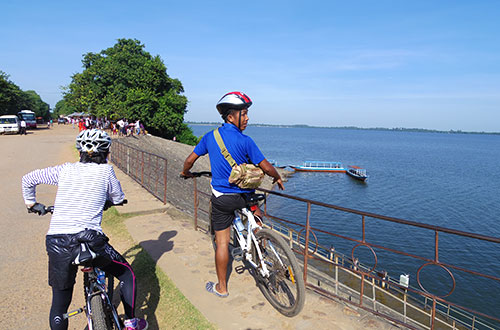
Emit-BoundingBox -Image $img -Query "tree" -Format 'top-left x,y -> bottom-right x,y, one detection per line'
21,90 -> 51,119
53,99 -> 76,118
64,38 -> 196,144
0,71 -> 51,119
0,71 -> 24,115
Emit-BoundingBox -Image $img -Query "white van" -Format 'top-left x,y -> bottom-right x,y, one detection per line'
0,115 -> 20,134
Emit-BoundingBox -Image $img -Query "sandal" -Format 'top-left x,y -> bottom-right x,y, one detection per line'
206,281 -> 229,298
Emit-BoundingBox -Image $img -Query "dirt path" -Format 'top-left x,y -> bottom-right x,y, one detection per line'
0,125 -> 87,329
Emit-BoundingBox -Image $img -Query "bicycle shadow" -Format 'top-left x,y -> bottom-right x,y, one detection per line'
116,230 -> 177,329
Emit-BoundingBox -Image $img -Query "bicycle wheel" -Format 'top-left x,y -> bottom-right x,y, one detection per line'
251,228 -> 305,317
90,294 -> 111,330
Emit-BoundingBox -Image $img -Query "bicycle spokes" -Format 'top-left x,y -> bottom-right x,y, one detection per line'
251,229 -> 305,316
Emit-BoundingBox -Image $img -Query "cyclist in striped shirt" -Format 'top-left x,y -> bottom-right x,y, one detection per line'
22,129 -> 147,330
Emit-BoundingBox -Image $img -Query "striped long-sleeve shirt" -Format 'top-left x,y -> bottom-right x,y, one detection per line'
22,162 -> 125,235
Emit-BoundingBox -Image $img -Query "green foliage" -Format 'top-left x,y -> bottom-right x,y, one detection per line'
64,38 -> 197,144
176,123 -> 200,145
53,99 -> 76,118
22,90 -> 51,119
0,71 -> 23,115
0,71 -> 51,119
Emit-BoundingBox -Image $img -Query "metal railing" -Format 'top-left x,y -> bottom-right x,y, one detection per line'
269,189 -> 500,329
110,139 -> 500,330
191,182 -> 500,330
110,139 -> 168,203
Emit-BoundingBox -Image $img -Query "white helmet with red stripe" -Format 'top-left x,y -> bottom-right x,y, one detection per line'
216,91 -> 252,119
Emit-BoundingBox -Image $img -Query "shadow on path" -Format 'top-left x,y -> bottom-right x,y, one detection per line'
120,230 -> 177,328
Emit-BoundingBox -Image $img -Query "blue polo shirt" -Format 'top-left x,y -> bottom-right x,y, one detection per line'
194,123 -> 265,193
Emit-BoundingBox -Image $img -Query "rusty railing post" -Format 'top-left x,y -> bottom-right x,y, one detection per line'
126,148 -> 130,175
163,159 -> 167,204
194,177 -> 198,231
155,157 -> 159,195
362,215 -> 366,242
303,202 -> 311,284
360,273 -> 365,306
435,230 -> 439,263
141,151 -> 144,185
431,298 -> 436,330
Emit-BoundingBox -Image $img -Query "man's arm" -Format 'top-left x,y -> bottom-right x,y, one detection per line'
180,152 -> 200,177
258,159 -> 285,190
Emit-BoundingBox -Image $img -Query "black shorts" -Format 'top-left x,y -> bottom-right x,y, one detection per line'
210,193 -> 247,231
45,230 -> 127,290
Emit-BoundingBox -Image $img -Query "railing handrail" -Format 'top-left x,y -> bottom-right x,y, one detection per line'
257,188 -> 500,244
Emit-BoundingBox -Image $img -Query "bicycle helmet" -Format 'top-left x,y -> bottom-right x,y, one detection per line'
216,91 -> 252,119
76,129 -> 112,153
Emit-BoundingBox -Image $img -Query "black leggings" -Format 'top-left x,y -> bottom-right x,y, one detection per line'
49,260 -> 136,330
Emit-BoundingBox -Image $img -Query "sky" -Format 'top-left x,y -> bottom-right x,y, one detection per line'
2,1 -> 500,132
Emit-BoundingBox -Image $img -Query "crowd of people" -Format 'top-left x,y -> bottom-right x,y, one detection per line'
112,118 -> 145,136
63,116 -> 146,136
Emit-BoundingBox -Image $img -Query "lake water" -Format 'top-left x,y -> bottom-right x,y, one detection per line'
189,124 -> 500,320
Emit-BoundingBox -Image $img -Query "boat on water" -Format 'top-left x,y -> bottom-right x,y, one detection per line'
290,161 -> 346,173
268,159 -> 287,169
346,165 -> 368,181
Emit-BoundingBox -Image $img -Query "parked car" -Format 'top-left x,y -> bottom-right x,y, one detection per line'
0,115 -> 21,134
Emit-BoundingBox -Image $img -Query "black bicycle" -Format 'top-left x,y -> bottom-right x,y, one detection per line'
29,200 -> 127,330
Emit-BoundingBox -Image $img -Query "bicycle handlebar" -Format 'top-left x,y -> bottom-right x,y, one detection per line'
28,199 -> 128,216
104,199 -> 128,210
180,171 -> 212,179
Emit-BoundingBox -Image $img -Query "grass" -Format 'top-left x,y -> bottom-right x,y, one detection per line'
102,207 -> 215,329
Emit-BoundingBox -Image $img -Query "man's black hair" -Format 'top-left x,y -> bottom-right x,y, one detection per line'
79,151 -> 109,164
223,109 -> 240,123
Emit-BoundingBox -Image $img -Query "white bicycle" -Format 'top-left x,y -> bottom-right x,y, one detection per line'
186,172 -> 305,317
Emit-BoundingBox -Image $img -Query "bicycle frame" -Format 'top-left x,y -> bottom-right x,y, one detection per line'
64,266 -> 121,330
233,208 -> 286,278
86,268 -> 121,330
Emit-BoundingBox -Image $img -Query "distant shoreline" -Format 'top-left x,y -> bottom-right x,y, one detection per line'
187,122 -> 500,136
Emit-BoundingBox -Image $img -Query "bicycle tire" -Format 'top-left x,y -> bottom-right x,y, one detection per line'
251,228 -> 305,317
90,294 -> 110,330
83,272 -> 90,302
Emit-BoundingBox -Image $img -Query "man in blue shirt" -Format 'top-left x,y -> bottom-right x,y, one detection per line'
181,91 -> 284,297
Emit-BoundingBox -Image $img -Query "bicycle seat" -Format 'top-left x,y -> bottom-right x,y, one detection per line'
245,193 -> 265,207
73,242 -> 97,266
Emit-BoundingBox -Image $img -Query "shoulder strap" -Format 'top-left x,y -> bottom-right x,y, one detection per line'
213,128 -> 237,167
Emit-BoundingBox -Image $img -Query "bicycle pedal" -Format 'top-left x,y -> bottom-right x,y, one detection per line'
231,247 -> 243,261
63,308 -> 84,319
235,265 -> 246,274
